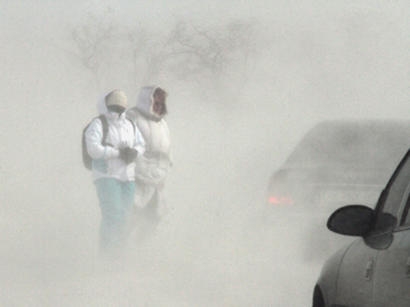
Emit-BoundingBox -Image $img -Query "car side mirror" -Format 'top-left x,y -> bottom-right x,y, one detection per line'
362,212 -> 397,249
372,212 -> 397,233
327,205 -> 375,236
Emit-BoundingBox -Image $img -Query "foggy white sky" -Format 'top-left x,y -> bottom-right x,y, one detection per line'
2,0 -> 408,116
1,1 -> 409,306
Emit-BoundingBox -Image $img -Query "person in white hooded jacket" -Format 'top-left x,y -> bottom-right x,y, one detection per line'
126,86 -> 172,239
85,89 -> 145,253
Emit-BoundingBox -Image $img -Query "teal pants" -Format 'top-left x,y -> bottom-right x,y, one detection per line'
94,178 -> 135,252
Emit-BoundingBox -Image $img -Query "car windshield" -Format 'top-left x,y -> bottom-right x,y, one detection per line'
285,120 -> 410,170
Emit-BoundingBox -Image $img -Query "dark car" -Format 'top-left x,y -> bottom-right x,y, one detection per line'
266,120 -> 410,261
313,148 -> 410,307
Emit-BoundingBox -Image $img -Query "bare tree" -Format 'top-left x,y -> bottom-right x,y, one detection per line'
71,15 -> 258,100
153,20 -> 256,82
71,10 -> 118,90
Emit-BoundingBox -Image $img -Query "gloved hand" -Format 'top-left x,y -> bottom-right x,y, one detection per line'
119,147 -> 138,164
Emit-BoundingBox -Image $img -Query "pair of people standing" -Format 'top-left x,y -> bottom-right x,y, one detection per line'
84,86 -> 172,255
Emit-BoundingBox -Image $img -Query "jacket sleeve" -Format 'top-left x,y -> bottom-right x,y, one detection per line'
163,120 -> 173,166
126,109 -> 146,155
133,123 -> 146,156
85,118 -> 119,160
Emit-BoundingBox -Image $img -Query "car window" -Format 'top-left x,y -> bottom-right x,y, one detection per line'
399,181 -> 410,227
400,195 -> 410,227
375,154 -> 410,228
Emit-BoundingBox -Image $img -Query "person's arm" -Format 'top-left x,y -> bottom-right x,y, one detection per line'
85,118 -> 119,160
133,124 -> 146,156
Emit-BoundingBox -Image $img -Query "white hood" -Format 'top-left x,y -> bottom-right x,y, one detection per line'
133,85 -> 167,122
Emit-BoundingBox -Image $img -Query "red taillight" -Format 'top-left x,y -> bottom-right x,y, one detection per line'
268,196 -> 294,205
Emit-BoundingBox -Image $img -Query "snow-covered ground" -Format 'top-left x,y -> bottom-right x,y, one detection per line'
1,207 -> 323,306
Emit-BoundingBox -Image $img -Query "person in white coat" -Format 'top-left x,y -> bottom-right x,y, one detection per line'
127,86 -> 172,240
85,89 -> 145,254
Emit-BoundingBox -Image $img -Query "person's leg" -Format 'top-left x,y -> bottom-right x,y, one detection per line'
144,189 -> 160,222
131,183 -> 160,244
121,180 -> 136,238
134,182 -> 154,209
95,178 -> 124,253
139,188 -> 162,242
121,180 -> 136,213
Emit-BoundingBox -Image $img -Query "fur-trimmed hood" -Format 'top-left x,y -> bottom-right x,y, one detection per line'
132,85 -> 167,122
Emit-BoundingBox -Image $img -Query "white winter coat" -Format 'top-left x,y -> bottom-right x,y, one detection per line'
127,86 -> 172,186
85,98 -> 145,182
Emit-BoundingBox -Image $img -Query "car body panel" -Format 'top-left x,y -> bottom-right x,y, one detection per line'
316,244 -> 353,306
373,230 -> 410,306
315,149 -> 410,306
334,239 -> 378,307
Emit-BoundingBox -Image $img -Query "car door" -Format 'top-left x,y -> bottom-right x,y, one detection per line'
333,239 -> 378,307
334,151 -> 410,307
372,154 -> 410,306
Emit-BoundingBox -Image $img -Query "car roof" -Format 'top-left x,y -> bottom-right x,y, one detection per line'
284,119 -> 410,170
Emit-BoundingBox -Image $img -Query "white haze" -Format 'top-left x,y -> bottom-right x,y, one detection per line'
1,1 -> 409,306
